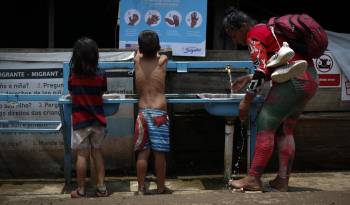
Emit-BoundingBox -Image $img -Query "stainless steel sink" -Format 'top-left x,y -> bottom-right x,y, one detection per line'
197,93 -> 245,100
103,93 -> 126,99
165,93 -> 199,99
103,93 -> 137,99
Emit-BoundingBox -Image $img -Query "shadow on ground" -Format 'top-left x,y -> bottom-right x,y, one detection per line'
62,176 -> 323,197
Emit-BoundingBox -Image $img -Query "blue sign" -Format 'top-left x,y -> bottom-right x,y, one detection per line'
119,0 -> 207,56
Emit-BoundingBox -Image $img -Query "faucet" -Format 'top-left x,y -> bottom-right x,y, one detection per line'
225,65 -> 231,74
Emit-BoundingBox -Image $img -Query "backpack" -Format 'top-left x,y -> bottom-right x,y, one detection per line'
267,14 -> 328,59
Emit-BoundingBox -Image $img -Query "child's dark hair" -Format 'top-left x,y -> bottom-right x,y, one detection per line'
138,30 -> 160,58
69,37 -> 99,76
223,7 -> 256,32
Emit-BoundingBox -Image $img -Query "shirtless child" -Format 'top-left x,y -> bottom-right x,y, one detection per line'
133,30 -> 170,194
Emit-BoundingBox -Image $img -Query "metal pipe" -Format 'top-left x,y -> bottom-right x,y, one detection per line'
224,118 -> 234,181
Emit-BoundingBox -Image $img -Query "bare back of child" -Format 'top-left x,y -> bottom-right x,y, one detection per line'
133,30 -> 171,195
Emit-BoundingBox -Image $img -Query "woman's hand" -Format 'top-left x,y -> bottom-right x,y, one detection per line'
231,74 -> 253,92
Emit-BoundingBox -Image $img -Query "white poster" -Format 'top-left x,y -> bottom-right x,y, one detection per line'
0,67 -> 64,177
313,51 -> 341,87
341,74 -> 350,101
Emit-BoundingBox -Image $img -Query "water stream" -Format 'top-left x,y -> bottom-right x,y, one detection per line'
233,122 -> 245,176
225,66 -> 234,94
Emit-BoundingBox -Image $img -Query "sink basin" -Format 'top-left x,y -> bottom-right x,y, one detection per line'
103,94 -> 129,116
104,105 -> 119,116
103,93 -> 246,116
59,94 -> 123,116
197,93 -> 245,117
60,93 -> 248,117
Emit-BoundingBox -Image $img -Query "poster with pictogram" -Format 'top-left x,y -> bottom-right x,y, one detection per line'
118,0 -> 207,57
313,51 -> 341,87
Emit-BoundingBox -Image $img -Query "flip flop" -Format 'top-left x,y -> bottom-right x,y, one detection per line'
146,187 -> 173,195
96,187 -> 109,197
70,188 -> 86,198
136,188 -> 147,195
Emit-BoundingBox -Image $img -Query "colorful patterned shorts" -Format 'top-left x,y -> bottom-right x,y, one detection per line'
134,108 -> 170,152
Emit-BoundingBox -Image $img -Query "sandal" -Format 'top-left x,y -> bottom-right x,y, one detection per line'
136,186 -> 148,195
70,188 -> 86,198
96,186 -> 109,197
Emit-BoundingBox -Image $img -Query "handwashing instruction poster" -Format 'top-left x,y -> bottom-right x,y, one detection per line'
119,0 -> 207,57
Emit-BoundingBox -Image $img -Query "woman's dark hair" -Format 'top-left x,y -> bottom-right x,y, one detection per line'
223,7 -> 256,32
69,37 -> 99,76
138,30 -> 160,58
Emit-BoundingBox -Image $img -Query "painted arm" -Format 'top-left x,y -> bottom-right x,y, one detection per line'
246,38 -> 269,96
239,39 -> 269,121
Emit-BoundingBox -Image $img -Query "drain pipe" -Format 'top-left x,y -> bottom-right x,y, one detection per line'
224,118 -> 234,182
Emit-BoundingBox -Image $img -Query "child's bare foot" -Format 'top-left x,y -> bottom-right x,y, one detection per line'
228,176 -> 262,191
269,175 -> 289,192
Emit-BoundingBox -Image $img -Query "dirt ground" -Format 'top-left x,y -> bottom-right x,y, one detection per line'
1,172 -> 350,205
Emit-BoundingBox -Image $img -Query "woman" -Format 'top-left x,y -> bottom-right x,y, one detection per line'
223,8 -> 318,191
